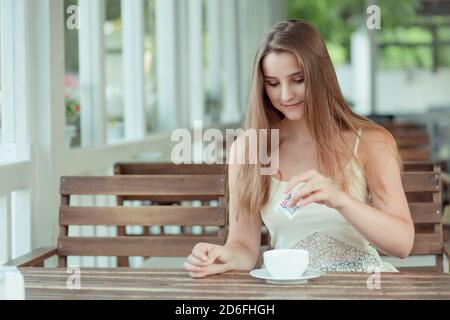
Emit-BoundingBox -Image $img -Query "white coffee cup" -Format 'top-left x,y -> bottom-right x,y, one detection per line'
263,249 -> 309,278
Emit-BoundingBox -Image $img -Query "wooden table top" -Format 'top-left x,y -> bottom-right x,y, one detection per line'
20,268 -> 450,300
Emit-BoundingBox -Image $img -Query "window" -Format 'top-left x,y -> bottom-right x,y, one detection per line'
105,0 -> 124,143
144,0 -> 157,134
64,0 -> 81,148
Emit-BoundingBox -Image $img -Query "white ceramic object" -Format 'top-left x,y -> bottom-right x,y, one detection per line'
263,248 -> 309,278
249,267 -> 322,284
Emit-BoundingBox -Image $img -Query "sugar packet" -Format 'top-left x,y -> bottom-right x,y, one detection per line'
273,182 -> 305,220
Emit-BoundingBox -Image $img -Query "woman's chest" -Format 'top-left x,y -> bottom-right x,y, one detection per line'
275,142 -> 319,180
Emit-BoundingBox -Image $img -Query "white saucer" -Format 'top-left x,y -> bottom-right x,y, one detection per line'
249,268 -> 323,284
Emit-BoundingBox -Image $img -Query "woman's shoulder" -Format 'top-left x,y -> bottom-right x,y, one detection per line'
360,126 -> 396,144
358,126 -> 399,166
360,126 -> 397,153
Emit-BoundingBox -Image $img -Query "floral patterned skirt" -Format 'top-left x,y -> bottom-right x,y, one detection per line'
291,232 -> 398,272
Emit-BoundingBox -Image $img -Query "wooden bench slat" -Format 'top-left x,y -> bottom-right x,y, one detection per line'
395,135 -> 430,147
399,148 -> 431,161
111,195 -> 221,202
60,175 -> 226,196
402,161 -> 435,172
402,172 -> 440,192
411,233 -> 443,255
115,163 -> 226,175
396,266 -> 443,272
411,243 -> 443,255
409,203 -> 442,223
58,236 -> 226,256
59,206 -> 226,226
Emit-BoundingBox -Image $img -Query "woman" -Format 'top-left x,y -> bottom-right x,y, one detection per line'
184,19 -> 414,277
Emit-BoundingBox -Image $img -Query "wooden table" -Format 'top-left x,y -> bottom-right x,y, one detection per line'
20,268 -> 450,300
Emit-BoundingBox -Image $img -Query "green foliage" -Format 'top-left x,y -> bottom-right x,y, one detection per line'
65,97 -> 80,124
106,0 -> 122,20
286,0 -> 421,63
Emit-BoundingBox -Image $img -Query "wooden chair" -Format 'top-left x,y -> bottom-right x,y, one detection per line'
397,168 -> 446,271
395,130 -> 431,161
378,121 -> 431,161
399,148 -> 431,161
381,121 -> 425,133
443,205 -> 450,243
113,162 -> 227,266
394,131 -> 430,148
403,161 -> 435,172
6,174 -> 228,267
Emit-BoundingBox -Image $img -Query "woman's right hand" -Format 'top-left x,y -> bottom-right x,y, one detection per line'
184,242 -> 234,278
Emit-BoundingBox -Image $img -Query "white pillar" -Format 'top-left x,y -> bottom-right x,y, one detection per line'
0,0 -> 30,162
122,0 -> 145,139
189,0 -> 204,127
177,0 -> 190,128
367,0 -> 379,115
28,0 -> 65,248
156,0 -> 181,131
351,27 -> 373,116
206,0 -> 222,119
220,0 -> 242,123
79,0 -> 106,146
238,0 -> 251,115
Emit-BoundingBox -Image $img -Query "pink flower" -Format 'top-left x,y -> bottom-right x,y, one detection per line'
64,73 -> 80,89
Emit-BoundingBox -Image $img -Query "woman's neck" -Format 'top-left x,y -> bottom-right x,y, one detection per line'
279,118 -> 313,143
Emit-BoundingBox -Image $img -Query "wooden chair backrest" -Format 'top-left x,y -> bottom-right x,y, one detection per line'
57,174 -> 228,267
113,163 -> 277,258
394,129 -> 431,161
403,161 -> 435,172
379,122 -> 431,161
393,130 -> 430,148
113,163 -> 228,266
397,167 -> 443,271
114,163 -> 226,202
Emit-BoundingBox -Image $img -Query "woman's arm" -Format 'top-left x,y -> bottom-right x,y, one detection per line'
184,140 -> 262,277
222,141 -> 263,270
338,129 -> 414,258
284,130 -> 414,259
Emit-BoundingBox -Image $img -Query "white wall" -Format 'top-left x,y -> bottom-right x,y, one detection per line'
376,69 -> 450,114
336,64 -> 450,115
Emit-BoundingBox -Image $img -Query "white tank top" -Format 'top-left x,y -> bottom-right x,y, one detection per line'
260,130 -> 397,272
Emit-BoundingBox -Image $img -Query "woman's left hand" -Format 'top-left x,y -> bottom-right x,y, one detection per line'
283,169 -> 350,209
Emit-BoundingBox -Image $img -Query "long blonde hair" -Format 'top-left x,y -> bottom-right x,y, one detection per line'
233,19 -> 401,221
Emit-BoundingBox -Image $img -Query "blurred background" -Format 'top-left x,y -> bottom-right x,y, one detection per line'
1,0 -> 450,268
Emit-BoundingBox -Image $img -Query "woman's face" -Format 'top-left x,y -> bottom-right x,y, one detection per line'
262,51 -> 305,121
